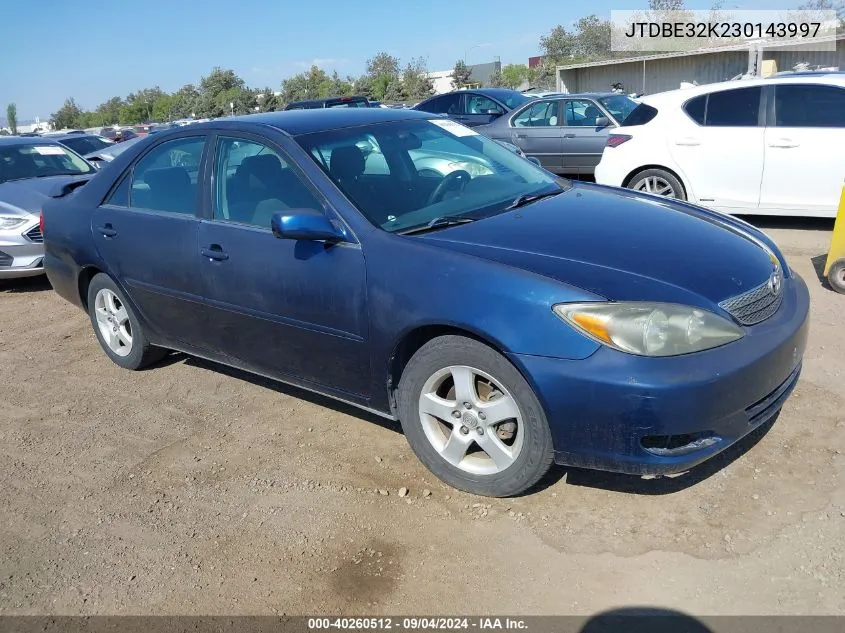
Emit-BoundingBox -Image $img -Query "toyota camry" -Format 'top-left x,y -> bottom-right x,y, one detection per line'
42,109 -> 809,497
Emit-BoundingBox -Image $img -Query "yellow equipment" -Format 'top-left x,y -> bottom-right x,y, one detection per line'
823,183 -> 845,294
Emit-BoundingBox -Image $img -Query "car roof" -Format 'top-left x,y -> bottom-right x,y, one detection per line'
198,108 -> 436,136
642,73 -> 845,106
0,136 -> 62,147
287,95 -> 369,106
48,133 -> 103,141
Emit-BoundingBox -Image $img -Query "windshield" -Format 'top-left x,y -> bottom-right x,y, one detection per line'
598,95 -> 638,124
326,99 -> 370,108
297,118 -> 568,233
0,143 -> 94,183
59,135 -> 113,156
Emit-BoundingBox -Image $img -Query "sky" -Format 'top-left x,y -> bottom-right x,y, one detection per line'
0,0 -> 801,121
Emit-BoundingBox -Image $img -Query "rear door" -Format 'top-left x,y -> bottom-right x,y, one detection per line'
759,82 -> 845,217
196,133 -> 371,397
415,93 -> 462,118
667,86 -> 764,212
560,98 -> 613,174
91,134 -> 209,348
509,99 -> 564,172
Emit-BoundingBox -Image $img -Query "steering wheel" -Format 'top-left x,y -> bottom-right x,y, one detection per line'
427,170 -> 471,205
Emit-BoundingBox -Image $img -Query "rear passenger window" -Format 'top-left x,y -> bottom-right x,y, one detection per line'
105,175 -> 130,207
775,84 -> 845,127
417,94 -> 460,114
129,137 -> 205,214
704,87 -> 761,127
682,96 -> 706,125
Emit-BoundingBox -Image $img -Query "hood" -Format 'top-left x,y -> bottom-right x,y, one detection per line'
417,182 -> 778,308
0,175 -> 92,215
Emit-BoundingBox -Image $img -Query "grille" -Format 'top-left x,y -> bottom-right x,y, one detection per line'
719,269 -> 784,326
0,250 -> 12,268
24,225 -> 43,243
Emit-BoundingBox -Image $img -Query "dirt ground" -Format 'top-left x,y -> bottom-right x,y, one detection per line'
0,217 -> 843,617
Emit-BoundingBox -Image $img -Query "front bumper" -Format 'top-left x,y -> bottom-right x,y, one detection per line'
0,221 -> 45,279
509,273 -> 810,475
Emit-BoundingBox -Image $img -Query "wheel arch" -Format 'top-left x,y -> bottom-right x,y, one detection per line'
385,323 -> 515,416
622,164 -> 689,199
77,265 -> 104,310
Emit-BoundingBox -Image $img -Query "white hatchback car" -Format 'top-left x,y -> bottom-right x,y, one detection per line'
594,73 -> 845,218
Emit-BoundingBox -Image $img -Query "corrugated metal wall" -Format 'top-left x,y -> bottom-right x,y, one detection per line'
558,40 -> 844,95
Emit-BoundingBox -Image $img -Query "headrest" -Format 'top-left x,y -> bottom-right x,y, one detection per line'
330,145 -> 365,180
584,105 -> 600,120
239,154 -> 284,186
143,166 -> 189,190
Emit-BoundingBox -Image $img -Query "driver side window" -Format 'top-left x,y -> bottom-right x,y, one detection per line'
465,94 -> 504,115
512,101 -> 560,127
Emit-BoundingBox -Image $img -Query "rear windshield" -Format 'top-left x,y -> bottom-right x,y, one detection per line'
598,95 -> 638,123
621,103 -> 658,126
326,98 -> 369,108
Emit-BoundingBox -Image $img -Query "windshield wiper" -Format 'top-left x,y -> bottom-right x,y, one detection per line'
398,216 -> 476,235
505,188 -> 563,211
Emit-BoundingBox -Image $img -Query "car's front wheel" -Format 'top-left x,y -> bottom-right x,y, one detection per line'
87,273 -> 168,370
627,168 -> 686,200
398,335 -> 554,497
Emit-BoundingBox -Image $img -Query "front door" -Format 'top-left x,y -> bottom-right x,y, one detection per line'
197,134 -> 371,398
457,93 -> 506,127
91,134 -> 208,348
560,99 -> 612,174
509,99 -> 564,172
759,83 -> 845,217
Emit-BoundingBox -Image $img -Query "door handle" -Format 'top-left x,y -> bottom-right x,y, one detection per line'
514,133 -> 527,139
674,137 -> 700,146
201,245 -> 229,261
97,223 -> 117,237
768,139 -> 799,148
563,133 -> 576,138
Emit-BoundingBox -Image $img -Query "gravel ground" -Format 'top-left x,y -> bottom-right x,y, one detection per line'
0,217 -> 843,616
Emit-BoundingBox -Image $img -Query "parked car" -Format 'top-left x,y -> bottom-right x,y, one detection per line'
83,136 -> 145,167
476,93 -> 639,175
413,88 -> 536,127
100,127 -> 139,143
42,109 -> 808,497
284,96 -> 371,110
0,137 -> 95,278
595,74 -> 845,217
51,133 -> 115,158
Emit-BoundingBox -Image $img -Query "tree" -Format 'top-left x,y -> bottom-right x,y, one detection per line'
487,68 -> 504,87
501,64 -> 528,89
170,84 -> 200,119
197,67 -> 246,117
6,103 -> 17,135
451,60 -> 472,89
400,56 -> 434,101
50,98 -> 83,130
648,0 -> 685,9
366,52 -> 400,81
571,15 -> 612,61
96,96 -> 124,125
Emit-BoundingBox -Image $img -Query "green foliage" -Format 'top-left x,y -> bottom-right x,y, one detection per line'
500,64 -> 528,89
487,68 -> 504,88
401,56 -> 434,100
6,103 -> 17,134
451,60 -> 472,89
50,98 -> 83,130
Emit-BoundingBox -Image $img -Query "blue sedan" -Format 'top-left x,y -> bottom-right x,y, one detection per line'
42,108 -> 809,497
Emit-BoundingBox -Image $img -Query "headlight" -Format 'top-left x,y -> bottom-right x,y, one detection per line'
447,161 -> 492,177
0,216 -> 27,230
553,302 -> 744,357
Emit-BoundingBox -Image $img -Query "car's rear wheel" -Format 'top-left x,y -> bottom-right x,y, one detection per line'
87,273 -> 167,370
628,168 -> 686,200
398,335 -> 554,497
827,258 -> 845,294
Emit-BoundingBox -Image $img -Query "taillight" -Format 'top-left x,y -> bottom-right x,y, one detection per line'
606,134 -> 632,148
39,211 -> 44,235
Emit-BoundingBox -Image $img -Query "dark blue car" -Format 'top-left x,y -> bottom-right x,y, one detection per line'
42,108 -> 809,497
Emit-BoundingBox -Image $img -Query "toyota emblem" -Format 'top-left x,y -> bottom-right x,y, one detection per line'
768,271 -> 782,297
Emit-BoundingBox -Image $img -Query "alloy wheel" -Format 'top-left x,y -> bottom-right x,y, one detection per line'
93,288 -> 133,357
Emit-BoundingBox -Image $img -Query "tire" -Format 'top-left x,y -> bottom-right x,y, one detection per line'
397,335 -> 554,497
86,273 -> 168,370
828,258 -> 845,294
627,168 -> 686,200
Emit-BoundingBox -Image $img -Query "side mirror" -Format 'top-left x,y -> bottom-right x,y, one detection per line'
595,116 -> 611,128
271,208 -> 345,243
